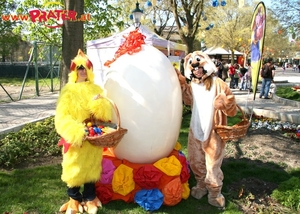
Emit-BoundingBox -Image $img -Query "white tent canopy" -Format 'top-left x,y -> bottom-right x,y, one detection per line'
86,25 -> 186,86
87,25 -> 186,53
204,47 -> 230,55
204,47 -> 243,55
228,50 -> 243,55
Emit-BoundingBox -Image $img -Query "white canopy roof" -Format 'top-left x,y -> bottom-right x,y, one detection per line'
204,47 -> 229,55
204,47 -> 243,55
228,50 -> 244,55
87,25 -> 186,52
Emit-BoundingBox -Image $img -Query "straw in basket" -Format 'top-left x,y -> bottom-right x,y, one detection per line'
214,105 -> 250,142
84,97 -> 127,148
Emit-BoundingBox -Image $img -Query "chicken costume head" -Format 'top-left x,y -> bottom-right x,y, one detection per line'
69,49 -> 94,83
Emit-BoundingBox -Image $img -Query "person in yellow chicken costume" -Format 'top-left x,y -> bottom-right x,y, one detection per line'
176,51 -> 237,208
55,49 -> 112,214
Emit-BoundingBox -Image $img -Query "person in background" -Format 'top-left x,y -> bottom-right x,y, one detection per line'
221,60 -> 229,82
247,63 -> 253,92
282,63 -> 286,74
215,58 -> 223,79
259,59 -> 274,99
229,63 -> 236,89
233,63 -> 240,89
239,64 -> 247,90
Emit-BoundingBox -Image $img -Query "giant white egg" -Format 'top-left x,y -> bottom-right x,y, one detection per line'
104,45 -> 183,164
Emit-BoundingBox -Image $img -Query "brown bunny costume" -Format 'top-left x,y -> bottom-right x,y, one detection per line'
176,51 -> 237,207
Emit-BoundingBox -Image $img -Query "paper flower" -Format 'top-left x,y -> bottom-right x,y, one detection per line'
182,182 -> 190,200
112,164 -> 135,196
100,158 -> 116,184
134,189 -> 164,211
95,184 -> 113,205
177,154 -> 190,183
133,165 -> 163,189
162,177 -> 183,206
174,142 -> 182,151
153,155 -> 182,176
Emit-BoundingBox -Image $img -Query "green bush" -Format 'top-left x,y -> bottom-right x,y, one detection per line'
0,117 -> 61,168
271,176 -> 300,211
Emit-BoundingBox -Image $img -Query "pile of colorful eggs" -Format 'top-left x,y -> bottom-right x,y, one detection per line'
84,122 -> 116,137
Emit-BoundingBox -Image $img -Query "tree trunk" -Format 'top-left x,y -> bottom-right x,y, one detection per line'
60,0 -> 84,88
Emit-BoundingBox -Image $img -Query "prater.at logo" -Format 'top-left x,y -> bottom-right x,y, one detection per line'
1,1 -> 90,28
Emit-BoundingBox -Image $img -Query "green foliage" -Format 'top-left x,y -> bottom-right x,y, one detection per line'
271,176 -> 300,211
14,0 -> 124,47
0,117 -> 60,168
276,86 -> 300,102
227,111 -> 244,126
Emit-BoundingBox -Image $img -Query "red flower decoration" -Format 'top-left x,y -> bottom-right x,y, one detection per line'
133,165 -> 163,189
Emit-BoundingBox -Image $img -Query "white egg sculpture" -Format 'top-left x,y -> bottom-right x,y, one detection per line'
104,45 -> 183,164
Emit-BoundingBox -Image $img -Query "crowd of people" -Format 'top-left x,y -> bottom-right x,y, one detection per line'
213,59 -> 252,92
211,58 -> 280,99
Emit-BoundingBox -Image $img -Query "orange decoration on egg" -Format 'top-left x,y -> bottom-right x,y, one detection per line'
104,29 -> 146,67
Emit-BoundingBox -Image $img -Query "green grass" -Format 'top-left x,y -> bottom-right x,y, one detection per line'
276,86 -> 300,101
1,113 -> 300,213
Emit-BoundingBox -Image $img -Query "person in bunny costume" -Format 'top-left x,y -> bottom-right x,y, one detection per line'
176,51 -> 237,208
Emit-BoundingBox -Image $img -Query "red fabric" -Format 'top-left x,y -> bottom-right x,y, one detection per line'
229,65 -> 235,75
177,155 -> 190,183
95,183 -> 113,205
111,184 -> 141,203
133,165 -> 163,189
158,174 -> 177,190
57,138 -> 70,154
123,159 -> 148,170
104,29 -> 145,67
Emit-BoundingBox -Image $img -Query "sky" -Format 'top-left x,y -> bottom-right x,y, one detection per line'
263,0 -> 272,8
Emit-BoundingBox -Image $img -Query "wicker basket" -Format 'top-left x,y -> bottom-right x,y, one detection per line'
214,105 -> 250,142
84,97 -> 127,148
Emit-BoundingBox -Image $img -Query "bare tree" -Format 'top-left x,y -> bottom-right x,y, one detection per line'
169,0 -> 205,53
272,0 -> 300,40
60,0 -> 84,87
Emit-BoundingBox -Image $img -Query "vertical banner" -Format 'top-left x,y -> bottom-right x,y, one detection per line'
250,2 -> 266,100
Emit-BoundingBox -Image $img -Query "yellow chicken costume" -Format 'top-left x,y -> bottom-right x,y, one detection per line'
55,49 -> 112,214
176,51 -> 237,208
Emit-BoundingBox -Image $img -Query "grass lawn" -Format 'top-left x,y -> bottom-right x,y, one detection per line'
1,112 -> 299,214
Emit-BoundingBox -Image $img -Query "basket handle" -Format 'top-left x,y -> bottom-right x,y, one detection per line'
105,96 -> 121,128
236,105 -> 247,121
214,104 -> 247,126
92,96 -> 122,128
